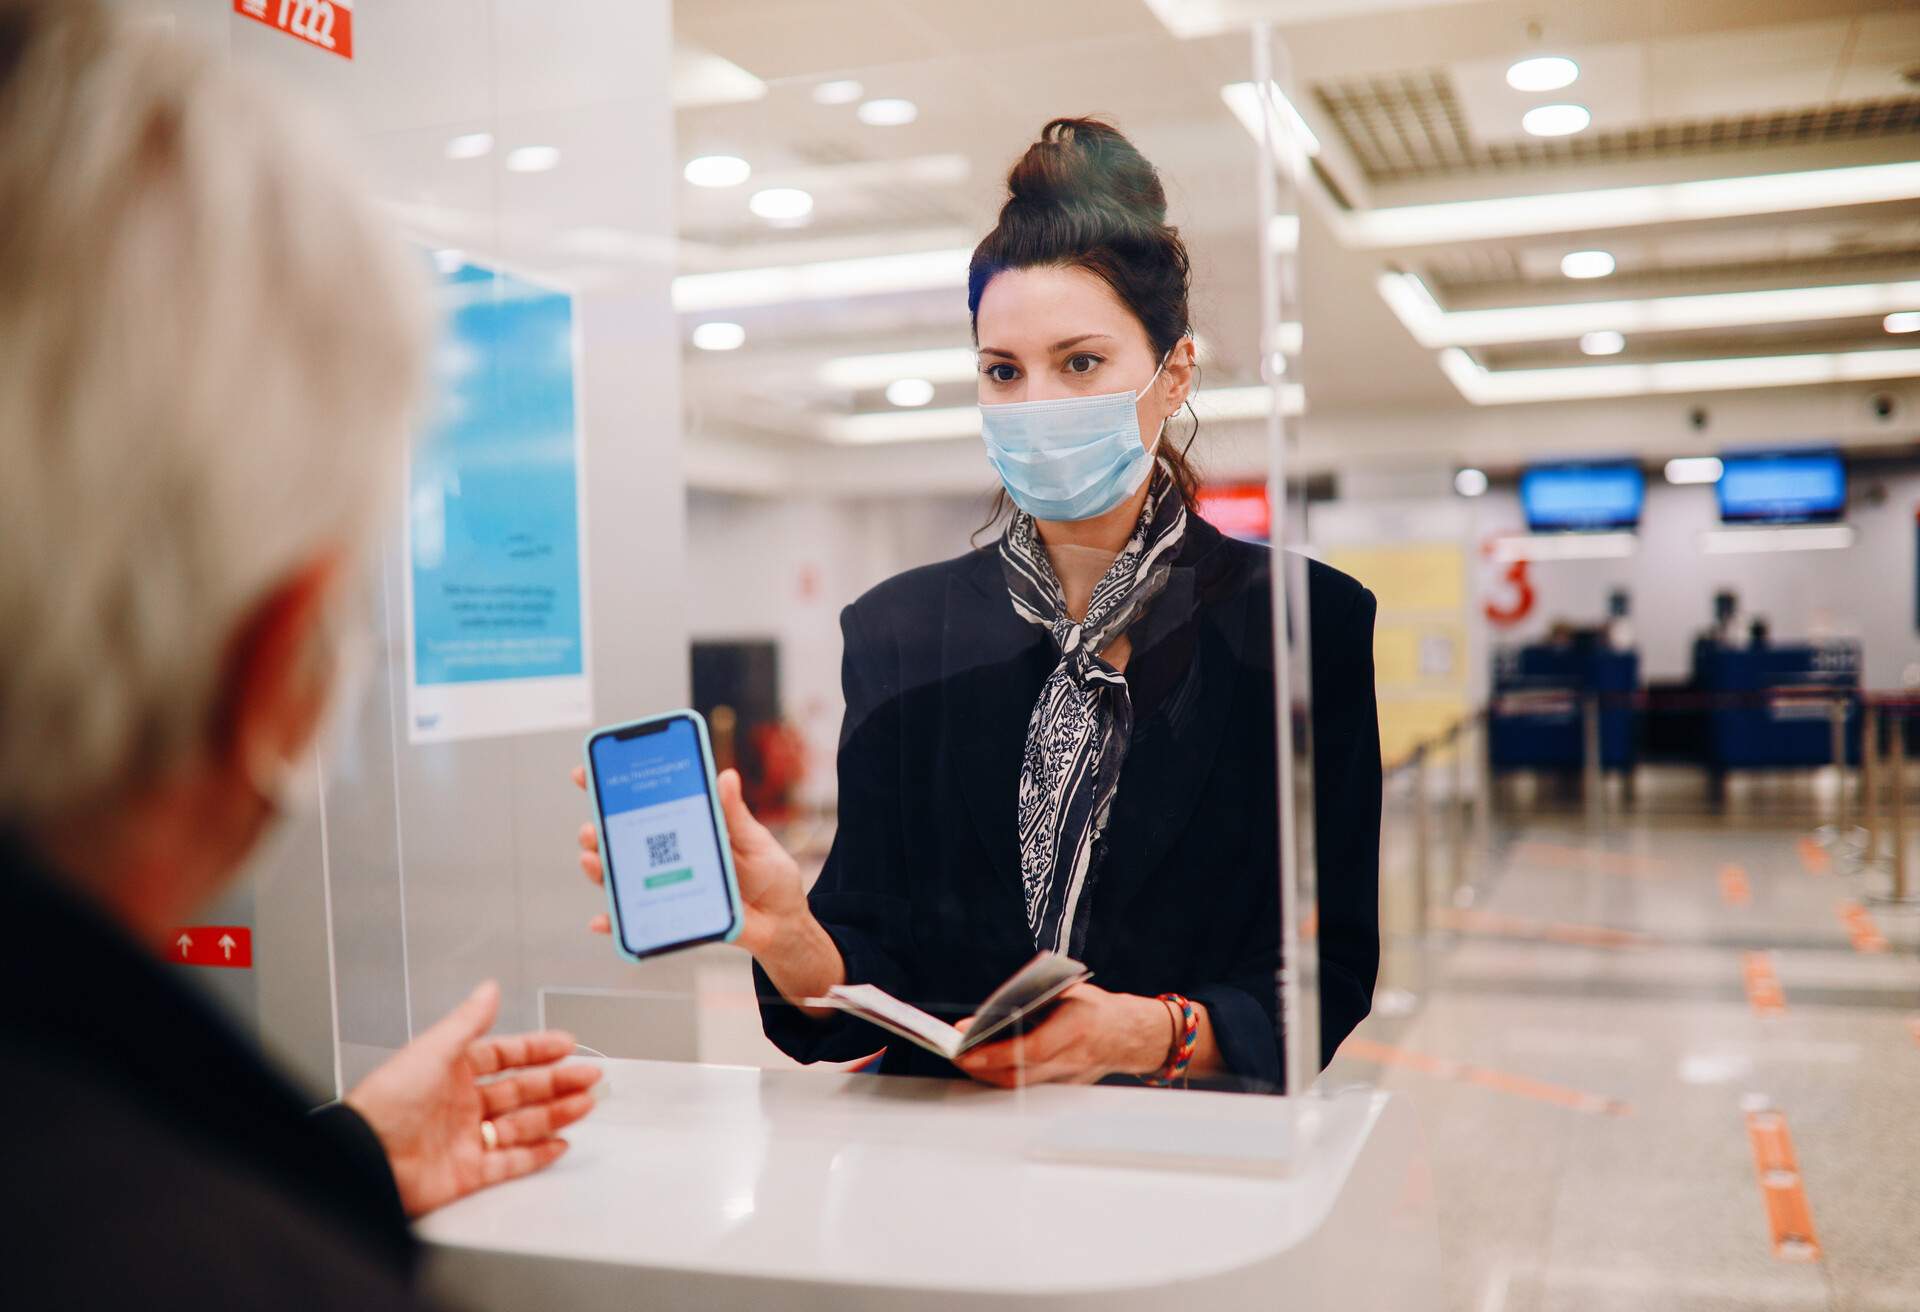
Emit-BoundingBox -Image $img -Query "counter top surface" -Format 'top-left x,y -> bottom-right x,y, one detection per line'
419,1058 -> 1393,1296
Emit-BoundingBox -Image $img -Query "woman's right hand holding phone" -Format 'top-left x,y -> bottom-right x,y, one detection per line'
570,766 -> 846,1011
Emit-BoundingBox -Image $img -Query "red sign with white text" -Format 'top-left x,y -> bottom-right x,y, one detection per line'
171,925 -> 253,969
233,0 -> 354,61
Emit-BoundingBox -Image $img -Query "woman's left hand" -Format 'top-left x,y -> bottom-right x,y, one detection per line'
952,983 -> 1171,1088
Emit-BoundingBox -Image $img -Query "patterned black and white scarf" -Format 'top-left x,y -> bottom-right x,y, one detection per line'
998,463 -> 1188,956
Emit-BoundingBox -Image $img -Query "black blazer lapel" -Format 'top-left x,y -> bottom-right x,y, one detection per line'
940,552 -> 1051,917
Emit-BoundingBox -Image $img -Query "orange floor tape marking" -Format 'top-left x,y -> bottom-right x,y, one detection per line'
1342,1038 -> 1631,1116
1509,841 -> 1663,879
1742,951 -> 1786,1017
1719,864 -> 1751,907
1745,1109 -> 1821,1262
1836,900 -> 1889,954
1796,837 -> 1832,876
1429,907 -> 1653,949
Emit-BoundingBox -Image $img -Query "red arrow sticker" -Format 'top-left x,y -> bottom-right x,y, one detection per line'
170,925 -> 252,969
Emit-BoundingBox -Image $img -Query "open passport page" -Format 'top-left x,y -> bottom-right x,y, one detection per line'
804,951 -> 1091,1062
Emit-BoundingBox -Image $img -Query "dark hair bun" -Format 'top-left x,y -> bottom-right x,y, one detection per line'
1005,117 -> 1168,229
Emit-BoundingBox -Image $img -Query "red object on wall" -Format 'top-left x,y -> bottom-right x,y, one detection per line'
170,925 -> 253,969
1195,484 -> 1271,542
1480,535 -> 1537,627
232,0 -> 354,61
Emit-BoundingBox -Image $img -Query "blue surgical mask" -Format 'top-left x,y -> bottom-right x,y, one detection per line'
980,346 -> 1178,522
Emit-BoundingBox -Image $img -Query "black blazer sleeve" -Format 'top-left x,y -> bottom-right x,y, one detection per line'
755,601 -> 916,1062
1311,575 -> 1382,1064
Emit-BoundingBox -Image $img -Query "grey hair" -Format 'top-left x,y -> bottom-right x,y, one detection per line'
0,1 -> 427,822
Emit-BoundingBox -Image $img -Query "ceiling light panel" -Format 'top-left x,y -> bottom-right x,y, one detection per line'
1221,81 -> 1322,159
1665,457 -> 1724,484
1522,104 -> 1591,137
857,98 -> 918,127
671,45 -> 767,109
1439,345 -> 1920,405
1506,57 -> 1579,92
673,248 -> 974,313
1379,273 -> 1920,348
820,348 -> 979,389
1342,161 -> 1920,248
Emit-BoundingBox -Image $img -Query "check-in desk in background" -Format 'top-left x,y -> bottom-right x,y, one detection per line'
1689,639 -> 1861,774
420,1059 -> 1440,1311
1488,640 -> 1639,774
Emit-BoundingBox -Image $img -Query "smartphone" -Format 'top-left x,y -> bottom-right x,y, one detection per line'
583,710 -> 743,962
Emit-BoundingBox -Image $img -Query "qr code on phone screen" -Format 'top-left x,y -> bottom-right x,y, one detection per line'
646,832 -> 681,868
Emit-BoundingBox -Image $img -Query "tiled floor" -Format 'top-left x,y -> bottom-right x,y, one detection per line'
1328,797 -> 1920,1312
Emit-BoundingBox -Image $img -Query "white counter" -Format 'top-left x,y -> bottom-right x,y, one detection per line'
420,1059 -> 1439,1310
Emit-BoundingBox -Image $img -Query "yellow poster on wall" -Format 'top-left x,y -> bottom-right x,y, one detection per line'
1322,543 -> 1470,768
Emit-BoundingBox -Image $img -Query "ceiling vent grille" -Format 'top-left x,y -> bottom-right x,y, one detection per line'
1313,73 -> 1920,183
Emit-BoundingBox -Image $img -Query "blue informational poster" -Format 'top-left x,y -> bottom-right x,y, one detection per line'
406,260 -> 592,743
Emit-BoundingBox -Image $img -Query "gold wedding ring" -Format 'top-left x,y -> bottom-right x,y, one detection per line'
479,1118 -> 499,1151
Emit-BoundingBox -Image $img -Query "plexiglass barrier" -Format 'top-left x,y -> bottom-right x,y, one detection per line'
168,5 -> 1364,1122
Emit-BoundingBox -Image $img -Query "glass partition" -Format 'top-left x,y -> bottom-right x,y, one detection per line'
159,1 -> 1355,1113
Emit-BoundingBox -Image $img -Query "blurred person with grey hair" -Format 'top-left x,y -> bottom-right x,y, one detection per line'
0,2 -> 599,1306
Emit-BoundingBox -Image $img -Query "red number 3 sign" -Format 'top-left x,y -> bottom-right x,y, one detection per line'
1481,538 -> 1536,627
234,0 -> 354,61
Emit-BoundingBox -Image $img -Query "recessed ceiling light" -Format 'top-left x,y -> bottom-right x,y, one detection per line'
691,322 -> 746,352
1665,457 -> 1724,485
684,154 -> 751,188
1560,249 -> 1616,279
505,145 -> 560,173
813,79 -> 864,105
1887,311 -> 1920,333
1506,56 -> 1579,92
857,98 -> 918,127
444,132 -> 494,161
1454,468 -> 1489,497
1522,103 -> 1591,137
885,378 -> 936,408
1580,330 -> 1626,355
748,187 -> 813,221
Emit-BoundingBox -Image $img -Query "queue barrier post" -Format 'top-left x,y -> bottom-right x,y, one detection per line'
1860,702 -> 1880,867
1894,714 -> 1910,904
1412,744 -> 1431,936
1582,694 -> 1602,827
1474,706 -> 1493,858
1829,695 -> 1852,841
1449,722 -> 1468,903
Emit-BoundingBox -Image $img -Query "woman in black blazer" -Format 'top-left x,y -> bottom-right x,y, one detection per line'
577,118 -> 1378,1090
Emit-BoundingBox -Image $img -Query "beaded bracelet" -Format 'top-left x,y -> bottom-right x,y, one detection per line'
1144,992 -> 1198,1087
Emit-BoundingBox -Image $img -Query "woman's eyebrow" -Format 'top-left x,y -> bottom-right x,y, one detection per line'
978,334 -> 1114,360
1051,333 -> 1113,351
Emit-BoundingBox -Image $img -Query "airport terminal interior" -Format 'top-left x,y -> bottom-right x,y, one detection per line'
122,1 -> 1918,1308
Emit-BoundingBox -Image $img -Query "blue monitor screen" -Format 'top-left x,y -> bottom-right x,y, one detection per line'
1520,464 -> 1644,532
1717,452 -> 1845,524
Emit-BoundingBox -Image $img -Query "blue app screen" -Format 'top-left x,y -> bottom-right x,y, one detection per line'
590,719 -> 734,956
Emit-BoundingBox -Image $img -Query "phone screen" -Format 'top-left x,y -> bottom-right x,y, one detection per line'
589,717 -> 736,957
